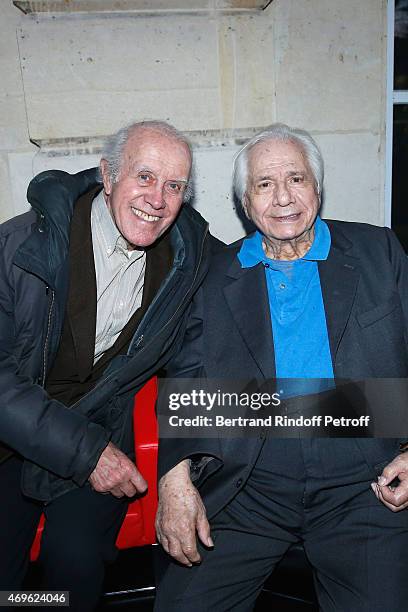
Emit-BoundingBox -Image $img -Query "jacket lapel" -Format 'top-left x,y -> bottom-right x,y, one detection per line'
66,188 -> 100,381
319,224 -> 360,367
223,256 -> 276,380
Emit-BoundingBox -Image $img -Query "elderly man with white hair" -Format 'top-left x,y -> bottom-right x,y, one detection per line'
0,120 -> 214,610
155,123 -> 408,611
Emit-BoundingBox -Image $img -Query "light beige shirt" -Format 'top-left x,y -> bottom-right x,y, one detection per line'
91,191 -> 146,363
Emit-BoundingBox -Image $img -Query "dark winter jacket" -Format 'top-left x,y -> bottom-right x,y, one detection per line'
0,168 -> 211,502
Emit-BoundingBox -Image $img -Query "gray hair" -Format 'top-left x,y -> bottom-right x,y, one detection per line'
233,123 -> 324,203
101,120 -> 194,203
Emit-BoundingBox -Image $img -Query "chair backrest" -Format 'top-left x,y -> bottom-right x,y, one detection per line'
30,377 -> 159,561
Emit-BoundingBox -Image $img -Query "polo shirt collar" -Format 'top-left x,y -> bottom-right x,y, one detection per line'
238,216 -> 331,269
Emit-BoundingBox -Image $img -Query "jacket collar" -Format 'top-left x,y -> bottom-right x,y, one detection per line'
319,221 -> 360,365
66,186 -> 99,380
222,242 -> 276,380
13,168 -> 101,287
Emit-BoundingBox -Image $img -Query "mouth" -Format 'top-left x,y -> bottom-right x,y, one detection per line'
131,207 -> 161,223
273,213 -> 300,222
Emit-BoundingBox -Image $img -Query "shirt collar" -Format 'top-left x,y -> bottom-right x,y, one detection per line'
238,216 -> 331,269
92,190 -> 131,259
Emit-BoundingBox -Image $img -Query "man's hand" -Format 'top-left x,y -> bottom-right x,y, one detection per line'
89,442 -> 147,498
371,452 -> 408,511
156,459 -> 213,566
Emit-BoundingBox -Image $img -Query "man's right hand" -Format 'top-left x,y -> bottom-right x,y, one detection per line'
156,459 -> 213,566
89,441 -> 147,498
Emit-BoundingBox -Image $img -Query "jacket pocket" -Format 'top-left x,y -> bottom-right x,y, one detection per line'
356,294 -> 401,328
355,438 -> 401,478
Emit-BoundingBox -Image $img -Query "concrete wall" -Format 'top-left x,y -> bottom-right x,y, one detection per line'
1,0 -> 387,242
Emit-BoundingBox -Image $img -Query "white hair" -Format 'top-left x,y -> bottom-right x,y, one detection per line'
101,120 -> 194,203
233,123 -> 324,203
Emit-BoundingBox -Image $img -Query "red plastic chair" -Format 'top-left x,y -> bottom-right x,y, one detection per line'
30,377 -> 159,561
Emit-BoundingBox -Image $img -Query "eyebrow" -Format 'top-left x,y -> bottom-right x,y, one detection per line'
255,170 -> 306,181
131,165 -> 189,183
132,165 -> 153,173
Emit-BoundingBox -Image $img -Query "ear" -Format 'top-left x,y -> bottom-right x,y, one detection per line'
100,159 -> 112,196
242,194 -> 250,220
316,186 -> 322,211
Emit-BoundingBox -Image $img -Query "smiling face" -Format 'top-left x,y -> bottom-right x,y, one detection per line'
244,139 -> 320,259
100,128 -> 192,249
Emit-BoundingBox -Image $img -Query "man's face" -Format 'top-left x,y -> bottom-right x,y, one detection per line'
100,129 -> 192,249
244,139 -> 320,247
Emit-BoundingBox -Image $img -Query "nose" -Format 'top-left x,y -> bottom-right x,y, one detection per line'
274,181 -> 293,207
145,182 -> 166,210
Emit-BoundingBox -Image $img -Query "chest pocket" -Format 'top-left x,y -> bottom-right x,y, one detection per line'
356,294 -> 401,328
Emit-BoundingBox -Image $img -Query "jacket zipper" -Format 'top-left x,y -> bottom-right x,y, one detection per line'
127,224 -> 209,356
41,287 -> 55,387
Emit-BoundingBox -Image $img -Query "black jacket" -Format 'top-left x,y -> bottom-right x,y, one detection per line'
0,168 -> 212,502
159,221 -> 408,519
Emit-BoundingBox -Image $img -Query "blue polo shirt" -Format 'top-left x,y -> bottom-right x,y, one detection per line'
238,216 -> 334,396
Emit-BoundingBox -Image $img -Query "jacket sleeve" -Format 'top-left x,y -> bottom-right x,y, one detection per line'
158,288 -> 223,482
0,291 -> 110,488
0,168 -> 112,485
386,227 -> 408,446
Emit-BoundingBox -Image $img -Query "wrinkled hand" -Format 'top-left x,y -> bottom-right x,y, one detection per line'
156,459 -> 213,566
89,442 -> 147,498
371,452 -> 408,511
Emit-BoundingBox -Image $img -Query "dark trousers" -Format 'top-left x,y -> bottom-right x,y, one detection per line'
0,456 -> 128,611
155,439 -> 408,612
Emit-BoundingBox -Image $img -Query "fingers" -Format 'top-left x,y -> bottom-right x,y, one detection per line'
378,453 -> 408,486
95,471 -> 146,498
88,442 -> 148,497
119,481 -> 138,498
168,533 -> 201,566
196,513 -> 213,548
110,485 -> 125,499
380,480 -> 408,505
156,468 -> 212,566
378,465 -> 400,486
372,453 -> 408,511
90,478 -> 138,498
109,479 -> 142,499
116,468 -> 147,498
371,481 -> 408,512
156,512 -> 201,566
157,528 -> 201,566
129,468 -> 148,494
158,536 -> 192,567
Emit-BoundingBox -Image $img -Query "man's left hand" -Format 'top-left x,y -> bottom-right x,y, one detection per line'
371,453 -> 408,511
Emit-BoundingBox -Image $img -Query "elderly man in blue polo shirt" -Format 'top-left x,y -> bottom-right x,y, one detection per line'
155,124 -> 408,612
